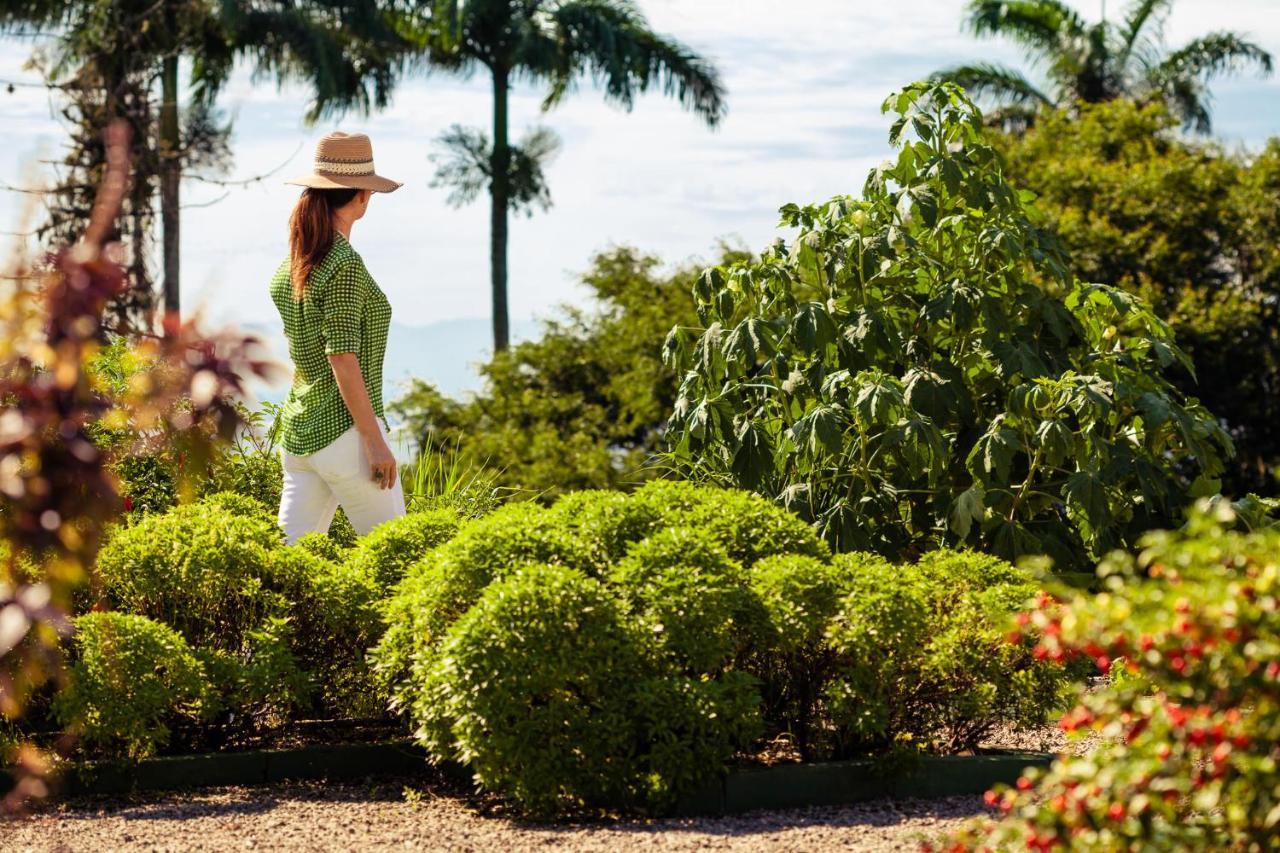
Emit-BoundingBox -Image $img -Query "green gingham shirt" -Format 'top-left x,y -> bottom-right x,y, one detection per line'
270,234 -> 391,455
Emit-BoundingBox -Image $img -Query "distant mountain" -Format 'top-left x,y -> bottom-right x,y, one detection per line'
244,317 -> 540,406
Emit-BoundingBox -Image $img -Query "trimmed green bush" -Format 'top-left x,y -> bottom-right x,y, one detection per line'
748,553 -> 860,757
268,544 -> 384,717
95,501 -> 286,651
372,502 -> 594,710
55,612 -> 213,759
415,564 -> 759,815
196,617 -> 310,731
610,527 -> 760,673
346,508 -> 460,592
551,480 -> 831,570
825,551 -> 1068,754
198,490 -> 274,521
293,532 -> 343,563
670,489 -> 831,567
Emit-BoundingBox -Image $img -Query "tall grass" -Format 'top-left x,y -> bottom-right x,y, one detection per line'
400,445 -> 509,519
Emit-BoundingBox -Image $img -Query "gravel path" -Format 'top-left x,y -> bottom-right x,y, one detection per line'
2,779 -> 986,852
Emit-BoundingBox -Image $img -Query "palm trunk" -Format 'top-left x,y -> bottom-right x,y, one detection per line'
160,54 -> 181,332
489,65 -> 511,353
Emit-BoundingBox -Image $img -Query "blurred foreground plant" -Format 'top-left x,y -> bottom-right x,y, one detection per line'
937,500 -> 1280,851
0,121 -> 271,809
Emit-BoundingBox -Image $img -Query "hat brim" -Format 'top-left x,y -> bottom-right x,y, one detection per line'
286,172 -> 402,193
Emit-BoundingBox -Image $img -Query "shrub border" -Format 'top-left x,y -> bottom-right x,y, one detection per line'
26,742 -> 1053,814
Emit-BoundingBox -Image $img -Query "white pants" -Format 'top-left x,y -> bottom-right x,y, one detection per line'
278,426 -> 406,544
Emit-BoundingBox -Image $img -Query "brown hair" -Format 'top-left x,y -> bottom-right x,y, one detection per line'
288,187 -> 361,297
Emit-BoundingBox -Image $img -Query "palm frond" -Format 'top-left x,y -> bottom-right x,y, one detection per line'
964,0 -> 1087,51
543,0 -> 726,126
1116,0 -> 1171,75
1153,31 -> 1274,82
430,123 -> 561,216
932,62 -> 1054,108
223,0 -> 414,121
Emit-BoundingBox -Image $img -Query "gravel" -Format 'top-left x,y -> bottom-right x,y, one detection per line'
2,779 -> 988,852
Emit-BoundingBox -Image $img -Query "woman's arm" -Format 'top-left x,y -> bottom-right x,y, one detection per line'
328,352 -> 397,489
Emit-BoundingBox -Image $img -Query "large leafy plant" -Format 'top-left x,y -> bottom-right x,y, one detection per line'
664,81 -> 1230,567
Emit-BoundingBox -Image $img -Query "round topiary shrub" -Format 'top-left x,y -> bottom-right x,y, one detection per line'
292,532 -> 343,563
825,551 -> 1067,755
346,508 -> 460,592
371,501 -> 594,710
671,488 -> 832,567
55,612 -> 213,759
268,544 -> 384,717
610,527 -> 760,673
747,553 -> 856,757
414,563 -> 759,816
198,490 -> 274,521
95,502 -> 286,652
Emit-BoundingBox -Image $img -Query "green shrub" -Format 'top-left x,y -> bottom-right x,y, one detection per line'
748,554 -> 858,757
610,527 -> 760,673
551,482 -> 830,570
95,502 -> 286,651
196,617 -> 309,732
415,564 -> 759,815
293,532 -> 343,563
114,453 -> 178,515
55,612 -> 213,759
198,490 -> 274,521
942,503 -> 1280,851
669,489 -> 831,567
203,448 -> 283,511
825,551 -> 1067,755
371,502 -> 593,710
346,508 -> 460,592
268,544 -> 384,717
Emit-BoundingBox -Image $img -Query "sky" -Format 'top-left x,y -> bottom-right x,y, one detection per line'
4,0 -> 1280,347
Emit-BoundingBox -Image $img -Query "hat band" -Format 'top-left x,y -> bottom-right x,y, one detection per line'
315,158 -> 376,176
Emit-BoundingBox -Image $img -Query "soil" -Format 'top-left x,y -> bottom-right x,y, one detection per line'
1,777 -> 988,852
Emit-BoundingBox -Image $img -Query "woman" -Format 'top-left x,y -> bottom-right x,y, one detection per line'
270,131 -> 405,543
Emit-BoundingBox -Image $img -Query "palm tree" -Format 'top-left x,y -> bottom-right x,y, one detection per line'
0,0 -> 408,325
417,0 -> 726,352
933,0 -> 1272,132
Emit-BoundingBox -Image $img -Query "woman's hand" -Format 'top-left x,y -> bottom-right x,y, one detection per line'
328,352 -> 398,490
364,435 -> 398,490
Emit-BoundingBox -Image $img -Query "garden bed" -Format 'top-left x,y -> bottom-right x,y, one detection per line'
36,739 -> 1054,817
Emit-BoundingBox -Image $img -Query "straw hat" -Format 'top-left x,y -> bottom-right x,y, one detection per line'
286,131 -> 402,193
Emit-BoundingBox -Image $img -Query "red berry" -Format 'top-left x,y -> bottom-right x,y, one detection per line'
1108,802 -> 1125,820
984,790 -> 999,807
1016,776 -> 1033,791
1095,655 -> 1111,675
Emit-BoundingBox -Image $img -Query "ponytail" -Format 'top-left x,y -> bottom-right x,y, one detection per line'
288,187 -> 360,298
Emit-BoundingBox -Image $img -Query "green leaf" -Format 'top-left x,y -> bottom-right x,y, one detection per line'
1063,470 -> 1108,532
792,405 -> 845,455
949,483 -> 986,540
731,420 -> 774,489
968,418 -> 1021,483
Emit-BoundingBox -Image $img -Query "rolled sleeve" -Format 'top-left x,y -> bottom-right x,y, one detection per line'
322,260 -> 367,355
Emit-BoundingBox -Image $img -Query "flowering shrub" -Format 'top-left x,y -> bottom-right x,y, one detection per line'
939,502 -> 1280,851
